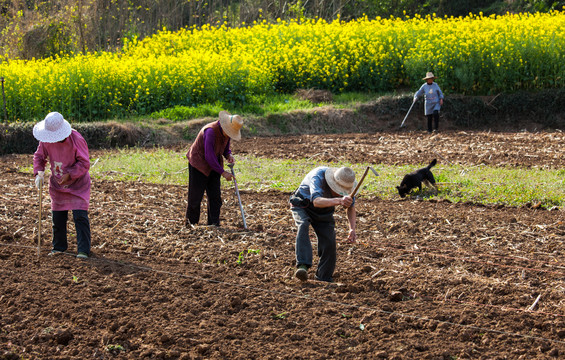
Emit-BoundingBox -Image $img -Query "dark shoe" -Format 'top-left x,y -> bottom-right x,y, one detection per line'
295,265 -> 308,281
76,252 -> 89,259
314,275 -> 333,283
48,250 -> 63,256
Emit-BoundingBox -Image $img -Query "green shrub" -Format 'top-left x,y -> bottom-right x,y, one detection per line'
0,122 -> 37,155
150,104 -> 224,121
0,122 -> 150,155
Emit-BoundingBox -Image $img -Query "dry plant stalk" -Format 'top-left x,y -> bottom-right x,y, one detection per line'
295,89 -> 333,104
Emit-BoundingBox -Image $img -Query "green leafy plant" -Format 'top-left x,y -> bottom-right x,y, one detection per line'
237,251 -> 245,265
106,344 -> 125,352
150,103 -> 224,121
271,312 -> 288,320
237,249 -> 261,265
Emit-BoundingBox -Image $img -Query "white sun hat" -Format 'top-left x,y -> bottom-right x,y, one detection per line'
33,112 -> 72,143
219,110 -> 243,141
325,167 -> 357,196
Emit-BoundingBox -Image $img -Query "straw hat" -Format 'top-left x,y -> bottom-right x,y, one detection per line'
423,72 -> 436,80
219,111 -> 243,141
325,167 -> 357,197
33,112 -> 72,143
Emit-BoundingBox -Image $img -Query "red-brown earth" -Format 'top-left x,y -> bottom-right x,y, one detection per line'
1,130 -> 564,359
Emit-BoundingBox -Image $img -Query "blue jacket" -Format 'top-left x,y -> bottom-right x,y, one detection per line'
414,82 -> 444,115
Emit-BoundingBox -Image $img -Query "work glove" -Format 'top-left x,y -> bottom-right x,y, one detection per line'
35,171 -> 44,189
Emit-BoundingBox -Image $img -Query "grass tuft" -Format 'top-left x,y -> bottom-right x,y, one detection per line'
22,148 -> 563,209
70,149 -> 565,209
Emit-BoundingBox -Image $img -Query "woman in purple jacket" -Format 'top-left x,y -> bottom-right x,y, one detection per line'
33,112 -> 92,259
185,111 -> 243,226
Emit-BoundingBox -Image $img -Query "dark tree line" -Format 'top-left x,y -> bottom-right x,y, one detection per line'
1,0 -> 563,59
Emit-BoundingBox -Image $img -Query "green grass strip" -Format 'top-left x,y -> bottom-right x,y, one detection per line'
22,147 -> 565,209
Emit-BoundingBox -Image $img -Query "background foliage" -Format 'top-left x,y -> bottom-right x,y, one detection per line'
1,0 -> 564,60
1,10 -> 565,122
2,88 -> 564,155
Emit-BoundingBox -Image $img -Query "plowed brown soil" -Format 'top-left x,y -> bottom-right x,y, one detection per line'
1,130 -> 564,360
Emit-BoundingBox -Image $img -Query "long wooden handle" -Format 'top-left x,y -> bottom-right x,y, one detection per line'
37,182 -> 42,257
228,164 -> 247,230
400,100 -> 416,128
350,167 -> 370,198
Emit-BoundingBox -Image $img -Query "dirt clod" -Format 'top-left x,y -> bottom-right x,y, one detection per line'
54,329 -> 73,345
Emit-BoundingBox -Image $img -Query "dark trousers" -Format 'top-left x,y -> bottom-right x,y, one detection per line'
186,163 -> 222,225
291,206 -> 336,282
427,110 -> 439,132
52,210 -> 91,254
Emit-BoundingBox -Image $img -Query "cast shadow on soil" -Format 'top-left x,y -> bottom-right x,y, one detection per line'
86,253 -> 153,278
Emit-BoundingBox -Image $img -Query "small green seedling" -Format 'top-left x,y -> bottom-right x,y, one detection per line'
237,251 -> 245,265
336,329 -> 352,338
237,249 -> 261,265
106,344 -> 125,352
272,312 -> 288,320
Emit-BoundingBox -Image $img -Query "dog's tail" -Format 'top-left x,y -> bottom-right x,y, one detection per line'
427,159 -> 437,169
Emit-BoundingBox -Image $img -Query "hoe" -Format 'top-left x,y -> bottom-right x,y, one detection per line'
37,180 -> 43,257
227,163 -> 247,230
350,166 -> 379,197
400,100 -> 416,128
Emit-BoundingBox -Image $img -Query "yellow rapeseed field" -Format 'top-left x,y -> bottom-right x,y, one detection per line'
1,11 -> 564,121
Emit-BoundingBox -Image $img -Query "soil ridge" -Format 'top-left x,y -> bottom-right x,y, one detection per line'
1,90 -> 564,155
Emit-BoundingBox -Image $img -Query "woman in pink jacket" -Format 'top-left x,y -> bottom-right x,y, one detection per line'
33,112 -> 91,259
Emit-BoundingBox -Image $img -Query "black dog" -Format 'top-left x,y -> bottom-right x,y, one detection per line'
396,159 -> 437,198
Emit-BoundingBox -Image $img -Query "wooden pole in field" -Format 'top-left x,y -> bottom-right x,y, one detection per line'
400,100 -> 416,128
228,163 -> 247,230
1,77 -> 7,122
37,182 -> 43,257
